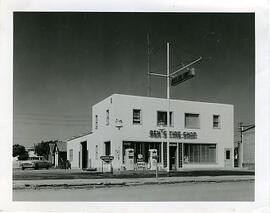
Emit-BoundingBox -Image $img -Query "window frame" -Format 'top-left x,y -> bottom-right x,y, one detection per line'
157,111 -> 173,127
132,108 -> 142,125
184,113 -> 200,129
213,114 -> 221,129
106,109 -> 109,126
183,143 -> 217,164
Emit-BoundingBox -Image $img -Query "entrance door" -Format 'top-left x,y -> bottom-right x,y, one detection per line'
169,145 -> 177,171
81,141 -> 88,169
224,148 -> 232,168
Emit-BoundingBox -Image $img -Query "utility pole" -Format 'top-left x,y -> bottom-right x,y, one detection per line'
239,122 -> 244,168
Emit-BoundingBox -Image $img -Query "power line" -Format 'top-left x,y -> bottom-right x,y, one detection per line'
14,112 -> 90,118
14,121 -> 91,126
14,117 -> 91,122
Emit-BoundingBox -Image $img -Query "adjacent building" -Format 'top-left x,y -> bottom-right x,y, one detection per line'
47,141 -> 67,168
242,125 -> 255,170
67,94 -> 234,171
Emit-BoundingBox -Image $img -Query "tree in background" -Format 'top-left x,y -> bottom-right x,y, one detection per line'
34,141 -> 50,159
13,144 -> 29,160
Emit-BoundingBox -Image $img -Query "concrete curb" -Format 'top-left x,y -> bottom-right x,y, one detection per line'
13,176 -> 255,190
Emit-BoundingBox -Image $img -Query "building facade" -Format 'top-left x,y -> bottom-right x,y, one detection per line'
67,94 -> 234,171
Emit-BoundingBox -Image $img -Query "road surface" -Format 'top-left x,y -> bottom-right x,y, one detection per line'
13,180 -> 254,201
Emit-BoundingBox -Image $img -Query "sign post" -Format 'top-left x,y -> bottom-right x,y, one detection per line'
149,42 -> 202,172
100,156 -> 114,173
152,155 -> 159,180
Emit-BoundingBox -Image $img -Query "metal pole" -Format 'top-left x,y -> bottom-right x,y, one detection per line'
166,42 -> 170,172
240,122 -> 244,168
156,160 -> 158,180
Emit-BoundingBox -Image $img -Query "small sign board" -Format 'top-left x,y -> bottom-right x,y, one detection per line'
100,155 -> 114,163
171,69 -> 195,86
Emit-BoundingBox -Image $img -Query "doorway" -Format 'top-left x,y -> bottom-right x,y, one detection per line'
81,141 -> 88,169
224,148 -> 232,168
169,145 -> 177,171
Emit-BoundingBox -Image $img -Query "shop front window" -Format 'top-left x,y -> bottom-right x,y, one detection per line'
184,144 -> 216,164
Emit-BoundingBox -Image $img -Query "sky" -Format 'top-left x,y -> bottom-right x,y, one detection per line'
13,12 -> 255,148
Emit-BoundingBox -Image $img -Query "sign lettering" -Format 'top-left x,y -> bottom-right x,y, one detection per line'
149,130 -> 197,139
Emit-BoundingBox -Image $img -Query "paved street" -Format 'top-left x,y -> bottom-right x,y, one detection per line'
13,180 -> 254,201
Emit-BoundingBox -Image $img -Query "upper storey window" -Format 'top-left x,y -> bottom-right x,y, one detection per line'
133,109 -> 142,124
185,113 -> 200,129
213,114 -> 220,128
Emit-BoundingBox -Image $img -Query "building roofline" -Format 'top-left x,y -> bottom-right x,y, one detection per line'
109,93 -> 234,107
66,131 -> 92,142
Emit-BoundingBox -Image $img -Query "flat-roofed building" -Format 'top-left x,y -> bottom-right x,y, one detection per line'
67,94 -> 234,171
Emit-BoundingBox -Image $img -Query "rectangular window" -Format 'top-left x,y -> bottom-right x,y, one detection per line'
105,141 -> 111,156
69,149 -> 73,162
95,115 -> 98,129
185,113 -> 200,129
184,144 -> 216,163
106,110 -> 109,125
157,111 -> 173,126
213,115 -> 220,128
133,109 -> 142,124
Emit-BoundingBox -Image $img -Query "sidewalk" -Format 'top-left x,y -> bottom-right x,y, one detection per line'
13,175 -> 254,190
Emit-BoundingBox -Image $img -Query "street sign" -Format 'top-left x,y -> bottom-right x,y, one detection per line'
100,155 -> 114,163
171,68 -> 195,86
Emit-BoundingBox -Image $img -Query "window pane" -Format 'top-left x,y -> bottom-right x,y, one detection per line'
185,113 -> 200,128
213,115 -> 220,128
184,144 -> 216,163
157,111 -> 173,126
133,109 -> 141,124
106,110 -> 109,125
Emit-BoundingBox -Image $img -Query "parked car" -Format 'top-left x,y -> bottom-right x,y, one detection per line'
20,157 -> 52,170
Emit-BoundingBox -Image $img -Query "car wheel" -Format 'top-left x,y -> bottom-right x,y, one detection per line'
34,164 -> 39,170
46,166 -> 49,170
21,167 -> 25,170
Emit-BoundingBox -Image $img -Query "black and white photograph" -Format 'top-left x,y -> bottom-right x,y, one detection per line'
12,11 -> 255,202
0,0 -> 269,212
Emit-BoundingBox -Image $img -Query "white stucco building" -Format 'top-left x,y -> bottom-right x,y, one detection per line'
67,94 -> 234,171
